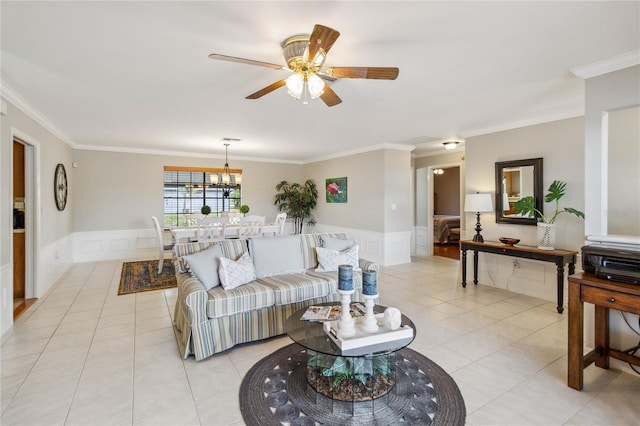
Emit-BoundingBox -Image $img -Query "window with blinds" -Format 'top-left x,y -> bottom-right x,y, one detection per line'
163,166 -> 242,228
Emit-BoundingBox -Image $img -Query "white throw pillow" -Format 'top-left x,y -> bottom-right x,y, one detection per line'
182,244 -> 224,290
322,236 -> 355,251
249,236 -> 305,278
315,245 -> 361,272
219,252 -> 257,290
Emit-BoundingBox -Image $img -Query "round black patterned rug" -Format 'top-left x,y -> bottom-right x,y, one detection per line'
239,343 -> 466,426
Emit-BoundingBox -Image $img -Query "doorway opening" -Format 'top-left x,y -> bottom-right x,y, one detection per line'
432,166 -> 461,260
12,137 -> 37,319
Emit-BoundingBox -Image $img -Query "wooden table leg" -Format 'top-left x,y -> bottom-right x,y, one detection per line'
568,280 -> 584,390
556,260 -> 565,313
461,249 -> 467,288
473,250 -> 478,285
594,305 -> 609,369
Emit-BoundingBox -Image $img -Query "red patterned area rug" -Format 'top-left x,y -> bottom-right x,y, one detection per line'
118,260 -> 176,295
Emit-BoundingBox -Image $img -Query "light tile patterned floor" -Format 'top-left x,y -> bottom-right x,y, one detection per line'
1,256 -> 639,425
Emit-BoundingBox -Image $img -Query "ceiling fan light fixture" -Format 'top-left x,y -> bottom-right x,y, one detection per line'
286,73 -> 304,99
307,73 -> 325,99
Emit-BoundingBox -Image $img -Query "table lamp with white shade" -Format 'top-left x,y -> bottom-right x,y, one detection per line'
464,193 -> 493,242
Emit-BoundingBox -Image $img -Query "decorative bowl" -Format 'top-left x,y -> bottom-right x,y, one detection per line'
499,237 -> 520,246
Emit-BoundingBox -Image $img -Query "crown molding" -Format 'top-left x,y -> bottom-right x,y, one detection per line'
73,144 -> 305,164
463,108 -> 584,139
1,80 -> 77,148
304,143 -> 415,164
571,50 -> 640,79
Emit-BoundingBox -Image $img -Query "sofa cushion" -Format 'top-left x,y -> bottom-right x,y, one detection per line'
321,236 -> 355,251
174,239 -> 247,273
219,252 -> 257,290
182,244 -> 224,290
299,233 -> 349,269
248,236 -> 305,278
306,269 -> 363,291
174,241 -> 217,273
257,273 -> 332,305
205,282 -> 275,318
315,245 -> 361,272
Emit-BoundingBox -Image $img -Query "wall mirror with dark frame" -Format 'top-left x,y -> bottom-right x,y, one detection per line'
495,158 -> 543,225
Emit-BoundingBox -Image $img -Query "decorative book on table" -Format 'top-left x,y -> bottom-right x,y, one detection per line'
300,303 -> 366,322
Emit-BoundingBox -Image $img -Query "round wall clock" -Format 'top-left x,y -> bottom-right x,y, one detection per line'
54,163 -> 68,211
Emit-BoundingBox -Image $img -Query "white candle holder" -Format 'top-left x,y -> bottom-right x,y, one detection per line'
337,289 -> 356,338
361,294 -> 379,333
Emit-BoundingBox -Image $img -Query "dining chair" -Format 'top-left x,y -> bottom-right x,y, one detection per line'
151,216 -> 174,274
238,215 -> 265,238
195,217 -> 227,242
275,212 -> 287,235
185,213 -> 205,227
227,212 -> 242,225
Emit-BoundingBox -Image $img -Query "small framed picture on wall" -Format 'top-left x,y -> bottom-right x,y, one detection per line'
326,177 -> 347,203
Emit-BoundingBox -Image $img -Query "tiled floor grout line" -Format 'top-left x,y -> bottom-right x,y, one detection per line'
61,261 -> 114,425
6,262 -> 100,425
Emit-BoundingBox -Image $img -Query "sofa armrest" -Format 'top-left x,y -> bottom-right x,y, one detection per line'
177,274 -> 209,326
359,258 -> 379,273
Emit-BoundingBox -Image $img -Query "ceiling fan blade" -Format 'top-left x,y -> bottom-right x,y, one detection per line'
306,24 -> 340,62
245,80 -> 287,99
326,67 -> 399,80
209,53 -> 287,71
320,84 -> 342,107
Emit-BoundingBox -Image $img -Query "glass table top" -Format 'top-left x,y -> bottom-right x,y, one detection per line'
285,302 -> 416,357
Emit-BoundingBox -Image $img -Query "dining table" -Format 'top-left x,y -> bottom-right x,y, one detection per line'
170,223 -> 280,243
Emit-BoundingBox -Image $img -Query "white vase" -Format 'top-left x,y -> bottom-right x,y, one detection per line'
537,223 -> 556,250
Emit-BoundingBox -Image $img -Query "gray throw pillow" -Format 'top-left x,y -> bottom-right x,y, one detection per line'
322,236 -> 355,251
182,244 -> 224,290
249,236 -> 305,278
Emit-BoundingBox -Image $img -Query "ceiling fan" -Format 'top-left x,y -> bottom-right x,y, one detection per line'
209,24 -> 399,107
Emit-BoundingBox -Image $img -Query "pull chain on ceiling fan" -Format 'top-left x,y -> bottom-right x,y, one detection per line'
208,24 -> 399,107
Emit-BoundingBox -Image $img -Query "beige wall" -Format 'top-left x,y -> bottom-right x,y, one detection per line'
71,150 -> 303,231
465,117 -> 585,248
585,65 -> 640,236
1,98 -> 74,335
608,105 -> 640,236
304,147 -> 413,233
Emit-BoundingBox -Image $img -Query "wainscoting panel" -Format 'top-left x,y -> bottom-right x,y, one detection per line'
414,226 -> 429,256
1,264 -> 13,337
314,225 -> 411,266
73,229 -> 158,263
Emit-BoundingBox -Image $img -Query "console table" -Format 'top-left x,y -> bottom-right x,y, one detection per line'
567,272 -> 640,390
460,240 -> 577,313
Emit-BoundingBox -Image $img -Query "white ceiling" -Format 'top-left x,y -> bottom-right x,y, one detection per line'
1,1 -> 639,163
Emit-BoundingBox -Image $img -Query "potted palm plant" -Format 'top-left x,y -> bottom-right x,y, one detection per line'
513,180 -> 584,250
274,179 -> 318,234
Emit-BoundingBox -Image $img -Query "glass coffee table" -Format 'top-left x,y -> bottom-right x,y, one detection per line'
285,302 -> 416,416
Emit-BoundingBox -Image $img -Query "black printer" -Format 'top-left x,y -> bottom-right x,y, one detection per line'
582,244 -> 640,285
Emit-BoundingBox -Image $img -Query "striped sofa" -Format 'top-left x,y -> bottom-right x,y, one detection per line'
172,233 -> 379,361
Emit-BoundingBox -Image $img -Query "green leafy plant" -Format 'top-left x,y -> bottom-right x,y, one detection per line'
239,205 -> 250,216
308,353 -> 392,388
200,205 -> 211,216
513,180 -> 584,224
274,179 -> 318,234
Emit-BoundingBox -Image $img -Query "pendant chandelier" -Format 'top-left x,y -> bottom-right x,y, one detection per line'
211,143 -> 240,197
